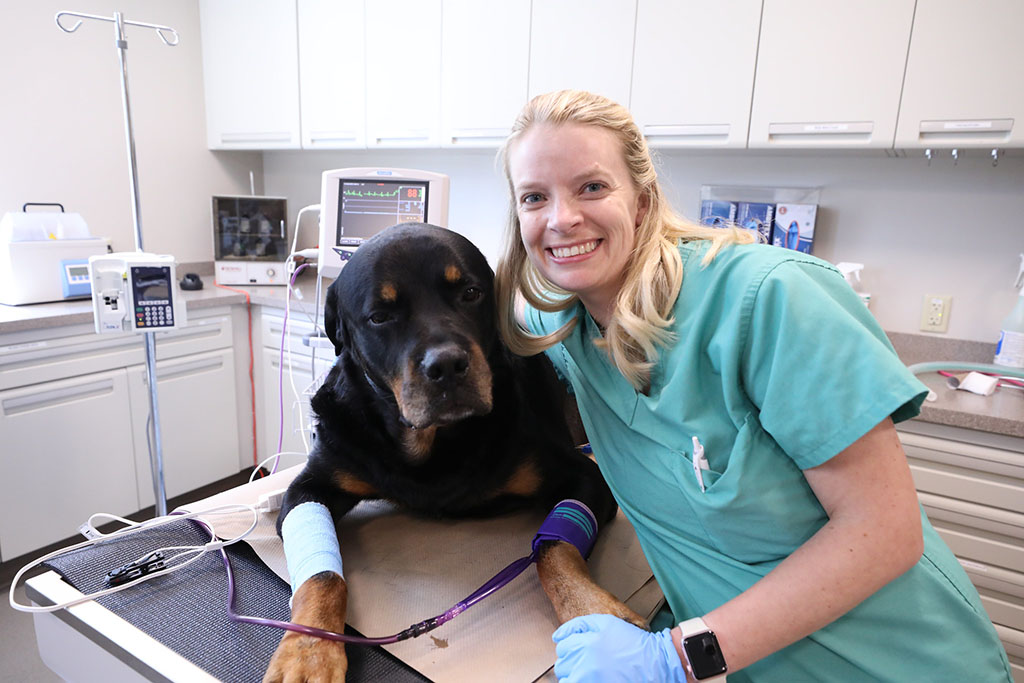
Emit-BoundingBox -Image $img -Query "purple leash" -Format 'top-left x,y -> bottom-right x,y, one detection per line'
193,498 -> 596,645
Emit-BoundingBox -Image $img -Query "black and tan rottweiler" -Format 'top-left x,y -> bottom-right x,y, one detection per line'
263,223 -> 642,682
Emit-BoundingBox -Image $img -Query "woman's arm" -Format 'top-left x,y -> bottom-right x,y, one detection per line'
674,416 -> 924,677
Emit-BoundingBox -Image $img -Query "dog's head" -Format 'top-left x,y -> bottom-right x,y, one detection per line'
325,223 -> 497,430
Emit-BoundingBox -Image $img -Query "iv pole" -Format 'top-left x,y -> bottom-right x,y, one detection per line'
56,10 -> 180,517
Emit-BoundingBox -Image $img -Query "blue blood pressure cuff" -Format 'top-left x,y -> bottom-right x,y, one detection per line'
531,499 -> 599,559
280,502 -> 344,593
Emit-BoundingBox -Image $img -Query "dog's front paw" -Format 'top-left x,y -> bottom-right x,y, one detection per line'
264,572 -> 349,682
263,632 -> 347,683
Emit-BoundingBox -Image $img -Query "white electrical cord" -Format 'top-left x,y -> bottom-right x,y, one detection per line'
279,203 -> 324,455
9,504 -> 259,614
249,451 -> 308,484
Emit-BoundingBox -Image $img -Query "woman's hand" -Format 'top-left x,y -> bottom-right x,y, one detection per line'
552,614 -> 686,682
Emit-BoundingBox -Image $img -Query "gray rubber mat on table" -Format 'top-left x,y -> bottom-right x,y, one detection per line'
42,518 -> 429,682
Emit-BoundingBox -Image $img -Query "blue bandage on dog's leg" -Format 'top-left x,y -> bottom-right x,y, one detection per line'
281,502 -> 344,593
531,499 -> 599,559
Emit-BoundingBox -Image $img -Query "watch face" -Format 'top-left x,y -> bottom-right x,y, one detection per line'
683,631 -> 727,679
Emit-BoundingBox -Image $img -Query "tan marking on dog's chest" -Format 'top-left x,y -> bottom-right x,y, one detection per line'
335,472 -> 378,498
502,461 -> 542,496
402,425 -> 438,461
380,282 -> 398,302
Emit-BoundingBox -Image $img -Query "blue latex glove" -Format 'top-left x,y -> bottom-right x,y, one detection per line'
552,614 -> 686,683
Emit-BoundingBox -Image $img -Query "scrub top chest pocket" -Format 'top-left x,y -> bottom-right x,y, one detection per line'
672,413 -> 829,564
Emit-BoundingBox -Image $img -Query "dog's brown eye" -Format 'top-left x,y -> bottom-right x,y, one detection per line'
461,287 -> 483,303
369,311 -> 393,325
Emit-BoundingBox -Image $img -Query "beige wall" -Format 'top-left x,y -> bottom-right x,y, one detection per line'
265,148 -> 1024,344
0,0 -> 259,262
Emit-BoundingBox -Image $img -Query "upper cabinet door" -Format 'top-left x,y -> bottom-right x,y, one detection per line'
440,0 -> 530,148
297,0 -> 365,149
895,0 -> 1024,150
747,0 -> 915,149
528,0 -> 637,106
364,0 -> 443,148
198,0 -> 301,150
631,0 -> 762,149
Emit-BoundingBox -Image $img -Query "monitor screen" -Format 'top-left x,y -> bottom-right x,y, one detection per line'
318,168 -> 449,279
337,179 -> 430,243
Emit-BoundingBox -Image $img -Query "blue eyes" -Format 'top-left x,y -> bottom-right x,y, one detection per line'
519,182 -> 605,206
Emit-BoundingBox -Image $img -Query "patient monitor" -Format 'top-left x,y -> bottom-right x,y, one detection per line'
317,167 -> 450,279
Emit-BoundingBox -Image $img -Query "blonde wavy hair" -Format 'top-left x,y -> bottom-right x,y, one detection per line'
495,89 -> 754,390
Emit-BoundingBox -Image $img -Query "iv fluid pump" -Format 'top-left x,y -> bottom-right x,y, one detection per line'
994,253 -> 1024,368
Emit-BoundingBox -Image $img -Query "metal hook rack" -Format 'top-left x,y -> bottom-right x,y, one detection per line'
55,9 -> 179,517
56,10 -> 180,45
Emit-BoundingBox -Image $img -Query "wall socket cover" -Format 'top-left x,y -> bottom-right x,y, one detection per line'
920,295 -> 952,333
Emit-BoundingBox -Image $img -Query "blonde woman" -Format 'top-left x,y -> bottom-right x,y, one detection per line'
497,90 -> 1010,682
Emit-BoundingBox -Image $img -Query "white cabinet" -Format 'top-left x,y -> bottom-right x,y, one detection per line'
528,0 -> 637,107
0,309 -> 242,561
747,0 -> 915,149
0,369 -> 140,559
898,422 -> 1024,677
894,0 -> 1024,150
364,0 -> 443,147
128,349 -> 240,507
198,0 -> 301,149
630,0 -> 762,149
440,0 -> 530,147
297,0 -> 366,149
257,310 -> 332,472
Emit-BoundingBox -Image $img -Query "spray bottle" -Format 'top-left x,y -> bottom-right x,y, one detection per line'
994,253 -> 1024,368
836,262 -> 871,308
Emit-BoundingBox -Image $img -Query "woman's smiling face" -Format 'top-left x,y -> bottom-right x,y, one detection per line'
508,122 -> 648,325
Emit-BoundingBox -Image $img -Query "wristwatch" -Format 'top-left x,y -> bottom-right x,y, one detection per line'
678,617 -> 728,682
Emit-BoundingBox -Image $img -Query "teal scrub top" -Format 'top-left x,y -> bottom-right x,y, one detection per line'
526,241 -> 1011,682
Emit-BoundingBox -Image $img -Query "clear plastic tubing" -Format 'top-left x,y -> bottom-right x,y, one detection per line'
907,361 -> 1024,381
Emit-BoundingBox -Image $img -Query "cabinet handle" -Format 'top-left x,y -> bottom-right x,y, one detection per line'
917,119 -> 1013,143
370,130 -> 431,145
446,127 -> 510,146
767,122 -> 874,145
642,124 -> 731,144
219,132 -> 293,145
141,356 -> 225,385
3,378 -> 114,415
307,131 -> 359,145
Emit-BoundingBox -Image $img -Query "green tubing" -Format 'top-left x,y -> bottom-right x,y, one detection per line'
907,361 -> 1024,381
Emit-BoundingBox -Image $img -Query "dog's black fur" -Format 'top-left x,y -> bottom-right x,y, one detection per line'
265,223 -> 631,682
277,222 -> 615,545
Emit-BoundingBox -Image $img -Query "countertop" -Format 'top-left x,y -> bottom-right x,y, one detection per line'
2,278 -> 1021,438
0,272 -> 322,334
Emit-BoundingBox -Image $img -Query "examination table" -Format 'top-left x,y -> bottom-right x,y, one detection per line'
26,466 -> 661,682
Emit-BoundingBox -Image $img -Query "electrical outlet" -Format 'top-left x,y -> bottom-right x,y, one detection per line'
920,295 -> 952,333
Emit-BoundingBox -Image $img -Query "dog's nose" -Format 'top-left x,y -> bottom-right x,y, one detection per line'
421,344 -> 470,384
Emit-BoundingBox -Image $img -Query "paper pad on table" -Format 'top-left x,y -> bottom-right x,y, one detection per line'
181,465 -> 659,682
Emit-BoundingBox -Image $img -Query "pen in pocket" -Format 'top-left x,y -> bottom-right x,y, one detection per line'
692,436 -> 710,492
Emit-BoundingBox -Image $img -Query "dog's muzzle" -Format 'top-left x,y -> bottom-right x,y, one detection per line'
393,341 -> 493,429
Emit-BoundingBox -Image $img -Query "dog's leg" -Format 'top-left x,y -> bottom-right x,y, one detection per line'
535,539 -> 647,629
264,471 -> 368,683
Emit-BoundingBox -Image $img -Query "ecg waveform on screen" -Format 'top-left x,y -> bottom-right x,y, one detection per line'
342,185 -> 425,219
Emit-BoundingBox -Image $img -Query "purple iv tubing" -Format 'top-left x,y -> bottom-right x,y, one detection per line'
189,514 -> 539,644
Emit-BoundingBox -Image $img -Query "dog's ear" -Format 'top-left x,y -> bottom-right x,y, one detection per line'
324,282 -> 347,356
